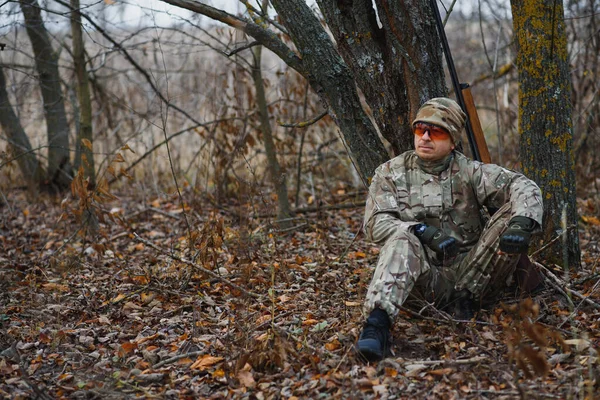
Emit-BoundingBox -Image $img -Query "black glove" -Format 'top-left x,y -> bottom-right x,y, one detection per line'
499,216 -> 537,254
414,224 -> 460,258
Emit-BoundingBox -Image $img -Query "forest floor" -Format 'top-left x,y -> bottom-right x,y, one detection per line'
1,187 -> 599,400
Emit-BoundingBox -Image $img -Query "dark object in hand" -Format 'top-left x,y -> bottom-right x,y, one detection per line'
499,216 -> 537,254
414,224 -> 459,258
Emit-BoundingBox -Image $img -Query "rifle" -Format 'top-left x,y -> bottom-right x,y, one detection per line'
429,0 -> 492,164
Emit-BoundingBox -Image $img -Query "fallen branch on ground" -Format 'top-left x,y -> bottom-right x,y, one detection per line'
134,233 -> 263,300
538,263 -> 600,310
404,355 -> 487,366
153,351 -> 206,369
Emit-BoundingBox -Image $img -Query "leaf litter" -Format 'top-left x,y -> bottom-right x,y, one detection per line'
0,188 -> 599,399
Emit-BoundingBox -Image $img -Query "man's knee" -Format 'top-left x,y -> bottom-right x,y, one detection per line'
381,228 -> 423,252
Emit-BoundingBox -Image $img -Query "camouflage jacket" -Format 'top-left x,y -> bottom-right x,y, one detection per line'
364,151 -> 543,252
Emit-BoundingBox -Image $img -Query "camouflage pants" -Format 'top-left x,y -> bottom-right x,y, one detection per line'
364,203 -> 521,320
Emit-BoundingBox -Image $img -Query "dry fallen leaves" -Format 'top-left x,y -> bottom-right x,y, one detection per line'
2,188 -> 600,399
190,355 -> 224,371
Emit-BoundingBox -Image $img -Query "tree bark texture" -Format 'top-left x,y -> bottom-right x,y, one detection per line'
252,43 -> 295,226
270,0 -> 390,182
71,0 -> 95,187
20,0 -> 72,190
317,0 -> 447,155
511,0 -> 581,267
0,66 -> 43,186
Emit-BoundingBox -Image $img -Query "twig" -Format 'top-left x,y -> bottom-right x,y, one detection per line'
159,0 -> 303,71
148,207 -> 183,220
539,266 -> 576,309
134,233 -> 262,299
441,0 -> 459,26
564,287 -> 600,310
277,223 -> 308,233
152,350 -> 205,369
109,231 -> 130,241
43,225 -> 84,260
6,343 -> 53,400
54,0 -> 206,129
124,207 -> 182,221
132,373 -> 167,383
471,390 -> 563,399
539,264 -> 600,310
271,324 -> 338,359
105,285 -> 150,307
225,41 -> 259,56
470,390 -> 520,397
333,343 -> 354,373
405,355 -> 487,366
278,110 -> 327,128
530,224 -> 577,257
254,311 -> 295,331
572,272 -> 600,286
254,201 -> 366,218
398,306 -> 494,326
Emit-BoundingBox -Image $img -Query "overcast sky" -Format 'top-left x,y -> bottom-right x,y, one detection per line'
0,0 -> 243,34
0,0 -> 510,36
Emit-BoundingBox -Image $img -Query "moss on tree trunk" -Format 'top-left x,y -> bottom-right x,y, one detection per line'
511,0 -> 581,268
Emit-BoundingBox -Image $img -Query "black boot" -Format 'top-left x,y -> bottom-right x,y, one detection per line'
356,308 -> 390,362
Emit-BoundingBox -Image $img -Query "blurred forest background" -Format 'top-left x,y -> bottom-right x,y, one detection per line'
1,0 -> 599,398
0,0 -> 597,202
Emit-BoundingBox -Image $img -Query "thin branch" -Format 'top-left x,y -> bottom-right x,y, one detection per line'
5,343 -> 53,400
151,24 -> 194,254
125,207 -> 182,221
134,233 -> 263,300
107,117 -> 244,185
278,109 -> 327,128
441,0 -> 459,26
159,0 -> 303,73
530,224 -> 577,257
225,40 -> 260,56
152,350 -> 206,369
539,263 -> 600,310
52,0 -> 204,128
239,0 -> 289,34
470,62 -> 515,87
252,201 -> 366,219
405,355 -> 488,366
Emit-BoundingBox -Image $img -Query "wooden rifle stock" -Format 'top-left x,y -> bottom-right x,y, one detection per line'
430,0 -> 491,163
461,84 -> 492,164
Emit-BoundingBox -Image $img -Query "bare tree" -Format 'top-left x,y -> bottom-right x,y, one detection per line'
19,0 -> 72,190
251,40 -> 295,226
0,65 -> 43,187
70,0 -> 95,187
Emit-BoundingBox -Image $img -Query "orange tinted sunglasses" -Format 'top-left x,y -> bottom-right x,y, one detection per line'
413,122 -> 451,140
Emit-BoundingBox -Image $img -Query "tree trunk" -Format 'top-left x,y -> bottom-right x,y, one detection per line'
251,39 -> 295,228
0,65 -> 43,186
20,0 -> 72,190
271,0 -> 390,183
70,0 -> 95,187
511,0 -> 581,268
317,0 -> 447,155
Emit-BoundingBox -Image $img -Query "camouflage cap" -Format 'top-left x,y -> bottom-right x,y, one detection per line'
412,97 -> 466,143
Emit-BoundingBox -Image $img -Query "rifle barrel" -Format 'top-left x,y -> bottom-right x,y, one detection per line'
429,0 -> 481,162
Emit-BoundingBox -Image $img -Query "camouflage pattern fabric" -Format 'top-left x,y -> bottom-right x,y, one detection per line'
413,97 -> 467,143
363,151 -> 543,320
